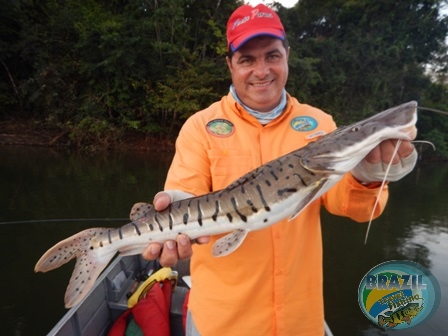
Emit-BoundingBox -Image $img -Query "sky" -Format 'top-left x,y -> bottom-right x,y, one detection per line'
246,0 -> 297,8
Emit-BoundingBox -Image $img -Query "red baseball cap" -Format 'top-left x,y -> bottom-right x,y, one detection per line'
227,4 -> 286,52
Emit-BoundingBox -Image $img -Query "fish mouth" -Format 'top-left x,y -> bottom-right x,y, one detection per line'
301,105 -> 418,174
403,125 -> 417,141
301,128 -> 418,175
300,154 -> 361,174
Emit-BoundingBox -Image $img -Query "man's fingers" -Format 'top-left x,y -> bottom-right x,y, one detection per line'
381,140 -> 415,164
142,240 -> 180,266
380,140 -> 398,164
142,243 -> 162,260
158,240 -> 179,267
142,235 -> 211,263
176,234 -> 193,260
142,240 -> 179,266
142,191 -> 207,266
364,146 -> 381,164
396,140 -> 415,159
196,236 -> 211,244
365,140 -> 415,165
153,192 -> 172,211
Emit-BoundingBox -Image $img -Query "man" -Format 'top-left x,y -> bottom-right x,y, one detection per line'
142,4 -> 417,335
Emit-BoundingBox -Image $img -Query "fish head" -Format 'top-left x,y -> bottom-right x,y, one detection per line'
404,303 -> 424,317
300,101 -> 418,174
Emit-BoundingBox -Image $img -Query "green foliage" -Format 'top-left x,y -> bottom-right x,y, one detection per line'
421,128 -> 448,158
1,0 -> 448,158
290,0 -> 448,122
66,116 -> 124,151
419,81 -> 448,159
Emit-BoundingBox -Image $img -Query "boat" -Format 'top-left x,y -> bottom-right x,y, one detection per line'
47,255 -> 188,336
47,255 -> 334,336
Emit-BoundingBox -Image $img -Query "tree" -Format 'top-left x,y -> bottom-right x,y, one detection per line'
1,0 -> 448,156
287,0 -> 448,123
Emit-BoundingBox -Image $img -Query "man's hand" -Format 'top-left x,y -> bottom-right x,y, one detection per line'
351,140 -> 417,183
364,139 -> 415,164
141,191 -> 210,267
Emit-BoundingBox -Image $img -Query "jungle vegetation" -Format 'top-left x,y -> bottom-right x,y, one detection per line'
1,0 -> 448,158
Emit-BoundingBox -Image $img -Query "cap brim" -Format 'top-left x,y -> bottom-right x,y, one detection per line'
229,29 -> 285,52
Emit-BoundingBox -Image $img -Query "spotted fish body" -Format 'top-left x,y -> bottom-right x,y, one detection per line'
35,101 -> 418,308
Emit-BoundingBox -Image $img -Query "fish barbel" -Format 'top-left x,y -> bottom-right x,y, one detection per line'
35,101 -> 418,308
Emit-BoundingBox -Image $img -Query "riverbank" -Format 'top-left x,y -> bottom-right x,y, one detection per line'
0,121 -> 175,152
2,120 -> 446,161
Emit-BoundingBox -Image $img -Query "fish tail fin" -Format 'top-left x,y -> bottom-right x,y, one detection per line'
35,228 -> 116,308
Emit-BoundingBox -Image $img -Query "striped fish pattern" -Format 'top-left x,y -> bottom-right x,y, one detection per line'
35,101 -> 418,308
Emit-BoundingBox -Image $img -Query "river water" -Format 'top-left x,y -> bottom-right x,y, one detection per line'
0,146 -> 447,336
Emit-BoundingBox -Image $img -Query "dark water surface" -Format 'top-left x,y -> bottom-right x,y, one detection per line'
0,146 -> 447,335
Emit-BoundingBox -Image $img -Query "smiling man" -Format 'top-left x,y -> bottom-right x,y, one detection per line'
227,36 -> 289,112
142,4 -> 417,335
228,29 -> 290,111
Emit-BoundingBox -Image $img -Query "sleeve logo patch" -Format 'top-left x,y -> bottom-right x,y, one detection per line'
206,119 -> 235,137
290,116 -> 318,132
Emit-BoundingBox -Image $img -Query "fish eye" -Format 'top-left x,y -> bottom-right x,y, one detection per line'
351,126 -> 360,132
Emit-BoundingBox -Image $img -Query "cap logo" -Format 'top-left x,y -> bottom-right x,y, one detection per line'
227,4 -> 285,52
231,9 -> 274,31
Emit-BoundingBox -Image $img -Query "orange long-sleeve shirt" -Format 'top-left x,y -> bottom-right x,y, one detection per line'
165,93 -> 388,335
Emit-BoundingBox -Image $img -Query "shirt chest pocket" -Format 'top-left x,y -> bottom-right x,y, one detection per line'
207,149 -> 253,190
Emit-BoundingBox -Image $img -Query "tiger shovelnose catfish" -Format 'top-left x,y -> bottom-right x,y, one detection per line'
35,101 -> 418,308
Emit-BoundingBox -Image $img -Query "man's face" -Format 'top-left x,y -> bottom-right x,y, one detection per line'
227,36 -> 289,112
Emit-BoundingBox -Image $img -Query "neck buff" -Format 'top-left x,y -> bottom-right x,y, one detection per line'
230,84 -> 287,125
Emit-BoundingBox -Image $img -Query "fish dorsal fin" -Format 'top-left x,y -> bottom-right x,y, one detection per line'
212,229 -> 249,257
129,202 -> 153,221
289,178 -> 331,220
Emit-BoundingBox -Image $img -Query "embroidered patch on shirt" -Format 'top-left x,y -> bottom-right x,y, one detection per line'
206,119 -> 235,137
290,116 -> 318,132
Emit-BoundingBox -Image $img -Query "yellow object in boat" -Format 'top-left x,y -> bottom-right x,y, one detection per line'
127,267 -> 178,308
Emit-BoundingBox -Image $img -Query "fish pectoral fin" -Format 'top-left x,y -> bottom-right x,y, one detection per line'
289,179 -> 330,220
129,202 -> 153,221
212,229 -> 249,257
